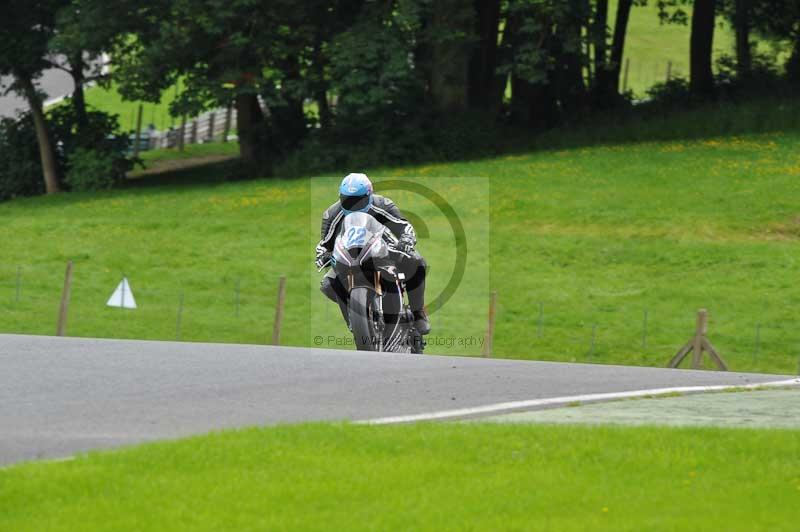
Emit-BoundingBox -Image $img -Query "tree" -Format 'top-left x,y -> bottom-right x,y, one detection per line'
0,0 -> 64,193
428,0 -> 475,112
112,0 -> 312,173
501,0 -> 592,127
733,0 -> 752,75
745,0 -> 800,80
49,0 -> 125,133
329,1 -> 425,130
604,0 -> 635,97
468,0 -> 501,111
690,0 -> 717,97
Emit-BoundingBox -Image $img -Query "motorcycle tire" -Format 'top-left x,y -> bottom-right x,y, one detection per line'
349,287 -> 380,351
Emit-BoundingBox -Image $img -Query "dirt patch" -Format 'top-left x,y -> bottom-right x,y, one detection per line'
764,215 -> 800,240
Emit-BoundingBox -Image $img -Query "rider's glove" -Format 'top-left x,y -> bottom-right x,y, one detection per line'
315,250 -> 332,269
397,234 -> 415,255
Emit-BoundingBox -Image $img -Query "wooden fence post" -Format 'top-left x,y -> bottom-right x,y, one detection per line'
15,265 -> 21,303
668,309 -> 728,371
132,104 -> 143,158
175,290 -> 184,340
223,104 -> 232,142
482,290 -> 497,358
622,58 -> 630,92
272,276 -> 287,345
190,120 -> 198,145
56,261 -> 74,336
207,112 -> 215,141
178,116 -> 186,152
691,309 -> 707,369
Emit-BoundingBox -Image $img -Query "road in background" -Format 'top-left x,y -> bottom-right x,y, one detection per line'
0,334 -> 790,465
0,70 -> 75,119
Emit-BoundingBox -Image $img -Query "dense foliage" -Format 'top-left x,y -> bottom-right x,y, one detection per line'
0,115 -> 44,200
0,105 -> 131,200
1,0 -> 798,195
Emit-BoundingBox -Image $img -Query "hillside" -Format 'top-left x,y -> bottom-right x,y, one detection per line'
3,104 -> 800,373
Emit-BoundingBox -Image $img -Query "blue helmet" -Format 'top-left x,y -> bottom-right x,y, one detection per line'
339,173 -> 373,213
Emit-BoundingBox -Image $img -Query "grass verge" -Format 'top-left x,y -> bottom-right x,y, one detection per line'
1,422 -> 799,531
137,142 -> 239,164
4,101 -> 800,372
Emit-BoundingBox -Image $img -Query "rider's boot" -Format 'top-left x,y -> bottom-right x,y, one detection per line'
412,309 -> 430,335
406,260 -> 430,335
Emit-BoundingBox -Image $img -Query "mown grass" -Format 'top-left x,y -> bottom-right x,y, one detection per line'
1,422 -> 799,531
84,82 -> 177,131
3,101 -> 800,373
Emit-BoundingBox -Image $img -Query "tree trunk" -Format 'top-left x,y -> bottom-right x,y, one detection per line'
467,0 -> 500,111
68,51 -> 88,132
554,16 -> 587,118
512,75 -> 558,130
273,56 -> 308,155
604,0 -> 633,96
594,0 -> 608,89
490,4 -> 516,113
312,36 -> 331,129
788,34 -> 800,82
508,12 -> 557,129
690,0 -> 716,97
430,0 -> 474,112
235,92 -> 269,173
734,0 -> 751,76
18,72 -> 61,194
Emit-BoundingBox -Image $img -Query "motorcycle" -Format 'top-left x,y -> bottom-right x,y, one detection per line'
320,211 -> 425,354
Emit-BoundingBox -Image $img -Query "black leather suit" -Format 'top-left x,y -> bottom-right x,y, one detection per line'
317,194 -> 427,313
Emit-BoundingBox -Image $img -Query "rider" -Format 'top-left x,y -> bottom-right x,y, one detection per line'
315,173 -> 430,335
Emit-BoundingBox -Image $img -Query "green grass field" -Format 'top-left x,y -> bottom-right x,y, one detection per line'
2,422 -> 799,531
83,82 -> 178,131
617,0 -> 735,95
3,101 -> 800,373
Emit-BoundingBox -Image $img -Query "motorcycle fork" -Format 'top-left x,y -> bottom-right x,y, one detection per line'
374,272 -> 385,352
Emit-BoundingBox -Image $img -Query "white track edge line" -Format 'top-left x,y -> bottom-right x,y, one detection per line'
356,378 -> 800,425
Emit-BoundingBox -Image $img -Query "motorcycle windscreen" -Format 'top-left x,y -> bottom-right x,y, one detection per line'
333,212 -> 389,265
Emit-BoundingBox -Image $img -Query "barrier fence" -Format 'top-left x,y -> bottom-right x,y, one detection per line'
0,263 -> 290,347
130,104 -> 238,154
2,263 -> 799,375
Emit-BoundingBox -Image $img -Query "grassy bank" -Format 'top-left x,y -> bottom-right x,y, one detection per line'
3,101 -> 800,372
2,422 -> 799,531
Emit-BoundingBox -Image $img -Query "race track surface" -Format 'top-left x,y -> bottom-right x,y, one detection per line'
0,334 -> 791,465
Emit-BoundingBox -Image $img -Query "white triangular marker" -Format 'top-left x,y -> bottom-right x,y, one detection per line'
107,277 -> 137,309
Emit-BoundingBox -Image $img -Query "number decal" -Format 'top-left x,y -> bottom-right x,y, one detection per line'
346,226 -> 367,247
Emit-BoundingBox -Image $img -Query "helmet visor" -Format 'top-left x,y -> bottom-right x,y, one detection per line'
340,193 -> 370,212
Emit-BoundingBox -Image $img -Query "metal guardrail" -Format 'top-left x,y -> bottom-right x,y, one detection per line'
132,105 -> 238,152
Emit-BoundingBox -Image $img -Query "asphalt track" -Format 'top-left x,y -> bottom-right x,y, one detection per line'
0,334 -> 794,465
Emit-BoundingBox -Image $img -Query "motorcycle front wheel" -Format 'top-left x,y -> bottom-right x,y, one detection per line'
348,287 -> 381,351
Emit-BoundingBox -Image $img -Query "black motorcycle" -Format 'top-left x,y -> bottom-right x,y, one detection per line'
320,212 -> 424,353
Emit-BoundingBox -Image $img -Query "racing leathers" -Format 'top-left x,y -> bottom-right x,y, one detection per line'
316,194 -> 429,334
